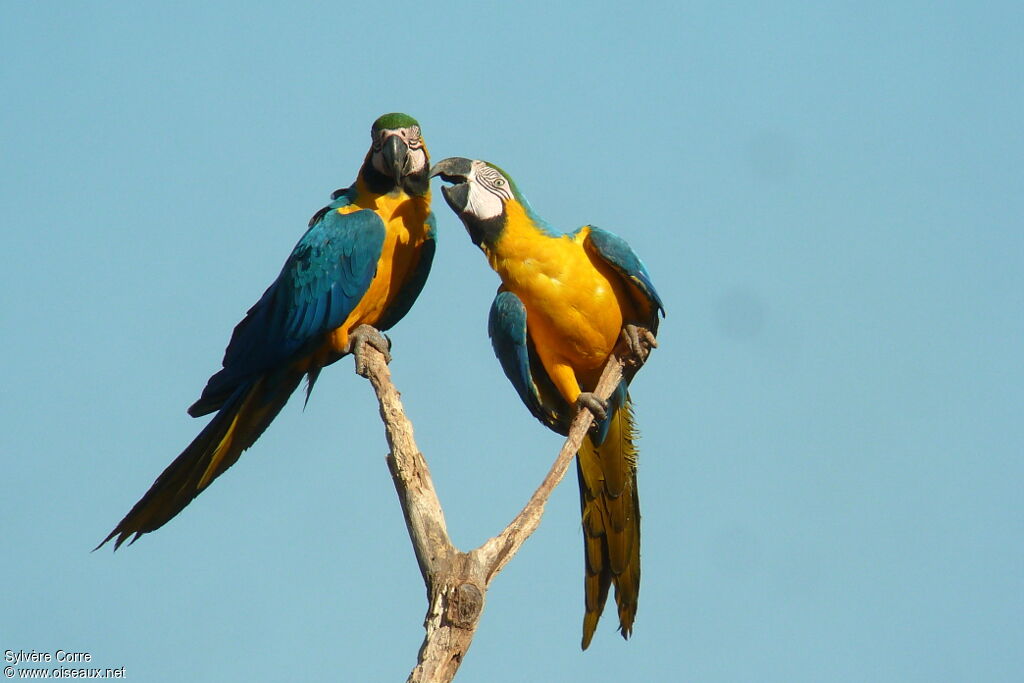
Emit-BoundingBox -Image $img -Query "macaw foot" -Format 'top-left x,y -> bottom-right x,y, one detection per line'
575,392 -> 609,423
621,324 -> 658,367
347,324 -> 392,377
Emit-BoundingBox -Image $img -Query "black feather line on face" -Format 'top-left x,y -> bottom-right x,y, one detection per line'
462,212 -> 505,248
403,165 -> 431,196
361,151 -> 397,194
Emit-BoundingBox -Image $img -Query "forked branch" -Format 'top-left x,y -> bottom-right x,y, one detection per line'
358,346 -> 628,683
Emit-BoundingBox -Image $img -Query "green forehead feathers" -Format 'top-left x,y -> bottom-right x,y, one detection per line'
372,112 -> 420,132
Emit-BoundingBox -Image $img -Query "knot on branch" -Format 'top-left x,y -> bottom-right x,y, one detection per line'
446,582 -> 484,629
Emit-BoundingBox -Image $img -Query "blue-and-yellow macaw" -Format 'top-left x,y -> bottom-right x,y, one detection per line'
431,157 -> 664,649
99,113 -> 436,550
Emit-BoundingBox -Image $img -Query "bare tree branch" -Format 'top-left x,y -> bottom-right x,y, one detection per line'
475,354 -> 625,581
357,345 -> 629,683
361,354 -> 453,583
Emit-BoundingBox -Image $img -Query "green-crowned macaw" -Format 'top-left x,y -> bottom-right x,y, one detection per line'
99,113 -> 435,550
430,157 -> 664,649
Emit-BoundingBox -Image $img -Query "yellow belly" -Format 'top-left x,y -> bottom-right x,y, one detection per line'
327,191 -> 430,352
489,215 -> 636,401
509,249 -> 623,370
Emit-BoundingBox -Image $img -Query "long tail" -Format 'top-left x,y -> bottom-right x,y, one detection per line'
577,395 -> 641,650
97,369 -> 303,550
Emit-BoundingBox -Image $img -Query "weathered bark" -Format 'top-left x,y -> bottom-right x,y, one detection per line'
358,347 -> 627,683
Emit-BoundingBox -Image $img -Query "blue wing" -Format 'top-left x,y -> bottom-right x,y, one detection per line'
488,290 -> 571,435
189,205 -> 386,416
581,226 -> 665,328
375,212 -> 437,332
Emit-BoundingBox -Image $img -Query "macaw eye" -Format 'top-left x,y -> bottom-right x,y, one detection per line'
494,179 -> 505,187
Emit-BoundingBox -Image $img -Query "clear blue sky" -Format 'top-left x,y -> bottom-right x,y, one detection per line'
3,2 -> 1022,681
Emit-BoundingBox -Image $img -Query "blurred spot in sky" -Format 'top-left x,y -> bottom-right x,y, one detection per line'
745,129 -> 799,182
714,286 -> 767,341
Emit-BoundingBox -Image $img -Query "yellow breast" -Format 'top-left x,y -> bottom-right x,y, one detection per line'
487,204 -> 630,374
328,187 -> 431,352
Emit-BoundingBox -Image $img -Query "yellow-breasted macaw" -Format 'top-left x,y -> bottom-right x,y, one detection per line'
99,113 -> 436,550
430,157 -> 664,649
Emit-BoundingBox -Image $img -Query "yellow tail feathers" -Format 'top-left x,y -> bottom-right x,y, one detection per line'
577,396 -> 641,649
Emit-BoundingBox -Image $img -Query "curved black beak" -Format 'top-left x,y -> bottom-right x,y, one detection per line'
430,157 -> 474,214
381,134 -> 410,185
429,157 -> 474,183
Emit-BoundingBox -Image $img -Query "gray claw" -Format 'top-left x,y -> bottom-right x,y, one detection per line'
347,324 -> 392,376
575,392 -> 609,422
621,324 -> 658,366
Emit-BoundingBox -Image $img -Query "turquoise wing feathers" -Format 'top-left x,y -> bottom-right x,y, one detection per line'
488,290 -> 570,434
581,226 -> 665,326
189,206 -> 386,417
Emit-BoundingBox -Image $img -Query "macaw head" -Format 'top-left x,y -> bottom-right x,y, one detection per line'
364,113 -> 430,195
430,157 -> 523,246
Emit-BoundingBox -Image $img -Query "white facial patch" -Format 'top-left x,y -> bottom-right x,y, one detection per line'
406,145 -> 428,174
464,160 -> 514,220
